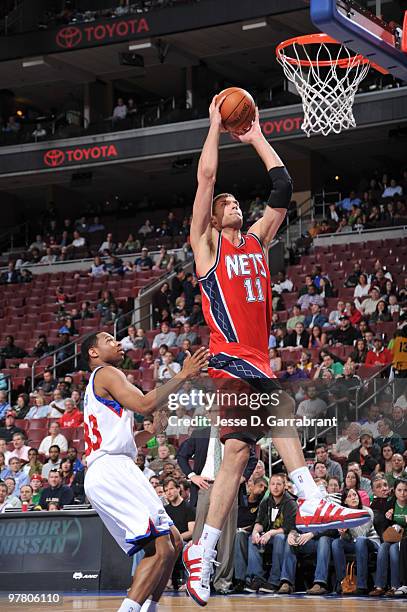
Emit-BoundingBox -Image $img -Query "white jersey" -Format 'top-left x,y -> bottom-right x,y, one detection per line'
84,366 -> 137,467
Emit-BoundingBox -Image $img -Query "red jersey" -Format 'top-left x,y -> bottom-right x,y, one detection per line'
199,232 -> 272,358
60,409 -> 84,428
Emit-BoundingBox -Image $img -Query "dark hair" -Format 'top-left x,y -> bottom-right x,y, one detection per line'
328,476 -> 340,485
48,469 -> 60,475
49,445 -> 60,453
180,479 -> 191,491
163,477 -> 179,490
345,470 -> 360,490
316,444 -> 328,452
341,487 -> 363,509
314,461 -> 327,471
81,333 -> 99,366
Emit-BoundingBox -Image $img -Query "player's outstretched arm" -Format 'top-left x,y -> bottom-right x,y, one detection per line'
96,347 -> 209,416
190,95 -> 225,255
233,107 -> 293,247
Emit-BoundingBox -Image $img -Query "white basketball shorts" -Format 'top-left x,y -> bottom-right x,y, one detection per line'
84,453 -> 173,555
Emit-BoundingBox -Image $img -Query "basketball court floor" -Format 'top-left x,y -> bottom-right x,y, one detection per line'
1,592 -> 406,612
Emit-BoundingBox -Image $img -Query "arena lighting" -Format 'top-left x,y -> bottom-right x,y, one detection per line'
242,20 -> 267,31
128,41 -> 152,51
22,57 -> 46,68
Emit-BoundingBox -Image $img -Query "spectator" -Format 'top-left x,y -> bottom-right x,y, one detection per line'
347,431 -> 380,476
32,123 -> 47,139
19,484 -> 34,509
286,305 -> 305,331
313,353 -> 344,379
345,301 -> 362,326
345,262 -> 363,288
4,477 -> 22,509
36,369 -> 57,393
176,322 -> 198,347
245,474 -> 296,593
112,97 -> 127,123
164,477 -> 195,541
0,390 -> 11,421
59,457 -> 75,486
175,339 -> 192,367
122,233 -> 141,252
26,396 -> 50,419
155,351 -> 181,382
0,481 -> 15,513
41,445 -> 62,479
356,286 -> 381,317
349,338 -> 369,365
6,457 -> 29,496
32,334 -> 53,358
148,446 -> 176,474
0,451 -> 9,479
0,335 -> 27,364
39,469 -> 74,509
171,268 -> 186,304
332,488 -> 379,595
272,271 -> 293,294
0,411 -> 23,443
135,453 -> 156,480
296,385 -> 328,418
328,300 -> 346,326
138,219 -> 153,236
47,389 -> 67,418
281,363 -> 309,382
391,405 -> 407,438
385,454 -> 406,490
70,230 -> 86,249
369,478 -> 406,596
67,447 -> 84,474
347,461 -> 373,496
338,190 -> 361,211
365,337 -> 393,367
152,322 -> 177,349
353,273 -> 371,299
285,322 -> 309,348
314,444 -> 343,485
330,316 -> 359,346
308,325 -> 327,349
304,304 -> 328,330
8,432 -> 31,463
89,255 -> 107,277
188,303 -> 205,326
38,422 -> 68,456
88,216 -> 105,233
297,285 -> 325,310
359,403 -> 381,438
153,247 -> 176,273
332,422 -> 363,460
297,350 -> 313,373
40,247 -> 56,264
59,399 -> 83,428
22,448 -> 43,478
269,348 -> 282,372
382,178 -> 402,198
98,233 -> 116,254
135,247 -> 153,271
375,418 -> 405,455
0,261 -> 20,285
344,470 -> 370,506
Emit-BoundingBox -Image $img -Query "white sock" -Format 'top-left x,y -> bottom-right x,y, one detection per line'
199,524 -> 221,554
289,466 -> 320,499
140,600 -> 158,612
117,598 -> 141,612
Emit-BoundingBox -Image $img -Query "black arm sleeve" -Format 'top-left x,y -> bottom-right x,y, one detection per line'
266,166 -> 293,210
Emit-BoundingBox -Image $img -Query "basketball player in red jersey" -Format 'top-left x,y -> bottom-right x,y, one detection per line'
182,97 -> 370,606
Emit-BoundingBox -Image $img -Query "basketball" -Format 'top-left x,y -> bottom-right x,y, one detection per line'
216,87 -> 255,134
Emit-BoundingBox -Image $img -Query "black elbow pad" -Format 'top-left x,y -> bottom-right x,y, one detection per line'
267,166 -> 293,210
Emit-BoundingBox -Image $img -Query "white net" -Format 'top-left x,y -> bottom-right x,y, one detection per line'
277,37 -> 371,137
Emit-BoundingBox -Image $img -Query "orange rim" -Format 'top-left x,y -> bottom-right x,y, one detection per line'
276,33 -> 370,68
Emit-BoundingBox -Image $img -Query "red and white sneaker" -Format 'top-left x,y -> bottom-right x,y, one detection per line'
182,541 -> 218,607
296,496 -> 371,532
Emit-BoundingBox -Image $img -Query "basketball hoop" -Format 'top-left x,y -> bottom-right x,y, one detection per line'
276,33 -> 373,137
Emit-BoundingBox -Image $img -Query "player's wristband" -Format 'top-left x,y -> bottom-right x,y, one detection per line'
266,166 -> 293,210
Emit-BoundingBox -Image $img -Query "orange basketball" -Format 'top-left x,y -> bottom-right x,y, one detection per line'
217,87 -> 255,135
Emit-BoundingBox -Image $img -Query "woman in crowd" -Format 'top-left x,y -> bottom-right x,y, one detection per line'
96,289 -> 116,317
370,300 -> 392,324
369,478 -> 407,596
59,458 -> 75,487
0,452 -> 9,479
349,338 -> 368,365
13,392 -> 30,418
269,348 -> 282,372
344,470 -> 370,506
152,282 -> 171,325
332,488 -> 380,595
297,350 -> 313,373
308,325 -> 327,349
354,273 -> 370,299
376,444 -> 395,474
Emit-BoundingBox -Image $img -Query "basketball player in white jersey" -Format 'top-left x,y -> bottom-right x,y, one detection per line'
81,331 -> 209,612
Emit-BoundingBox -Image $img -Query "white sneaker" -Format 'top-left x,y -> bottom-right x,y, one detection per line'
296,496 -> 371,532
182,542 -> 218,606
394,585 -> 407,597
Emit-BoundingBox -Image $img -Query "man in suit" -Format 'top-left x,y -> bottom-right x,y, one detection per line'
177,426 -> 257,594
0,261 -> 20,284
303,304 -> 328,330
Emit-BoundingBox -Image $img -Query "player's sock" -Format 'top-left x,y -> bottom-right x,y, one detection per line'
289,466 -> 321,499
199,524 -> 221,555
117,597 -> 141,612
140,599 -> 157,612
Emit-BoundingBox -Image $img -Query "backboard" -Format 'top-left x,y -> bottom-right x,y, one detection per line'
311,0 -> 407,80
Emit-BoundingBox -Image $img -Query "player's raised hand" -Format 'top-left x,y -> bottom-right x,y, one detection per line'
209,94 -> 227,132
181,346 -> 210,378
231,106 -> 262,143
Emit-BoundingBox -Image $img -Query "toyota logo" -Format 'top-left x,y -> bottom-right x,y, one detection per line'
44,149 -> 65,167
56,26 -> 82,49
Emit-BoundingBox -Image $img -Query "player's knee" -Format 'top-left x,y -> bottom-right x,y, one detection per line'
268,390 -> 295,418
155,536 -> 175,563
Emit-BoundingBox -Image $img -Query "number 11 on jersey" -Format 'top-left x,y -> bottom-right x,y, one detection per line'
243,277 -> 265,302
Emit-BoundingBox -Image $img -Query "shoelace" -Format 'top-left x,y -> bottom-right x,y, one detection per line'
201,551 -> 220,588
